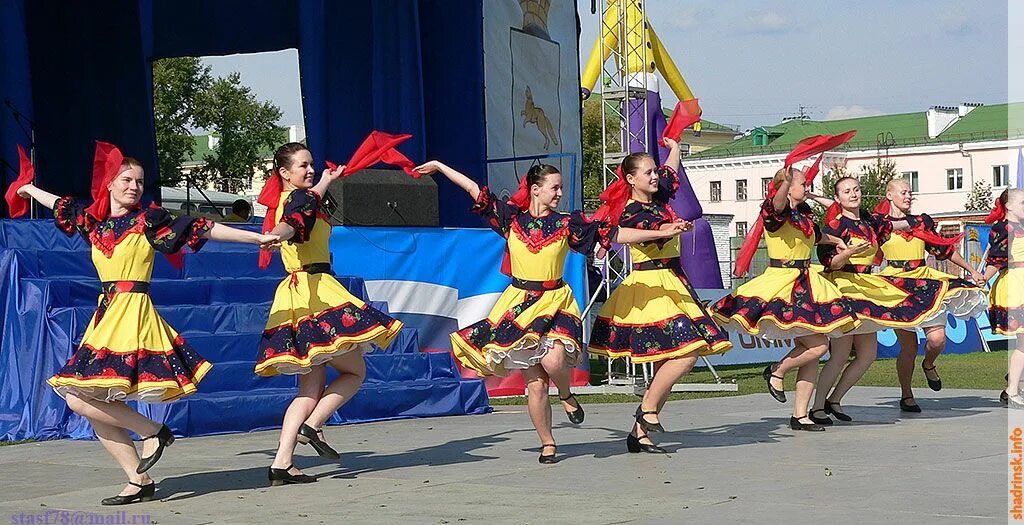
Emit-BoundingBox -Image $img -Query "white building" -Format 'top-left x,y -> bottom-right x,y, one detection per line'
685,103 -> 1023,241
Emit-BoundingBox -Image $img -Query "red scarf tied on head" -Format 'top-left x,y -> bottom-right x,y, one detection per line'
733,131 -> 856,277
85,141 -> 125,221
985,197 -> 1006,224
4,145 -> 35,218
590,166 -> 631,227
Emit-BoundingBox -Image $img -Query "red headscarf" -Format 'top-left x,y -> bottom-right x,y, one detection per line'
256,167 -> 284,269
508,175 -> 532,211
985,197 -> 1006,224
4,145 -> 35,218
590,166 -> 631,227
733,131 -> 855,277
85,141 -> 125,221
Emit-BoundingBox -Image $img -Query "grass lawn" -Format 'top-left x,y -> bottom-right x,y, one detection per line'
490,350 -> 1008,405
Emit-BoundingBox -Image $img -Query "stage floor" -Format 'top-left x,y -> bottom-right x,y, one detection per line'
0,387 -> 1007,524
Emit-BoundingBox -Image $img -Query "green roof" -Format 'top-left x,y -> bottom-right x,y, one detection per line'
689,102 -> 1022,160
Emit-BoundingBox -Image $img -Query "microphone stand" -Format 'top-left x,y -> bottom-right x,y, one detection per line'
4,99 -> 37,219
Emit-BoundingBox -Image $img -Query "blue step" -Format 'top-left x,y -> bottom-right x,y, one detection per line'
0,218 -> 491,441
376,326 -> 419,354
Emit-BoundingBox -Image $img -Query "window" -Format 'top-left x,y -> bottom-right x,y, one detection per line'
736,179 -> 748,201
761,177 -> 773,198
735,221 -> 748,238
946,168 -> 963,190
710,181 -> 721,202
901,171 -> 919,192
994,165 -> 1010,187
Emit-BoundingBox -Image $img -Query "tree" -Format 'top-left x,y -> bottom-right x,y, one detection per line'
192,73 -> 285,193
152,58 -> 212,186
964,180 -> 993,212
581,96 -> 622,210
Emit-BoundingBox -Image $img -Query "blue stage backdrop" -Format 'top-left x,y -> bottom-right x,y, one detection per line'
0,0 -> 498,227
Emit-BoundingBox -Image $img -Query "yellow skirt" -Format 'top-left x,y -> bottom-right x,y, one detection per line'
590,267 -> 732,363
713,267 -> 860,340
451,284 -> 583,377
878,265 -> 987,324
256,272 -> 403,376
990,268 -> 1024,335
48,291 -> 212,403
824,271 -> 947,335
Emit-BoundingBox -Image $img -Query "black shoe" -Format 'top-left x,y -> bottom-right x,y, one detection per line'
268,465 -> 318,486
297,424 -> 340,460
789,416 -> 826,432
825,400 -> 852,422
560,394 -> 585,425
808,409 -> 833,425
626,433 -> 668,454
899,397 -> 922,413
1003,390 -> 1010,406
922,363 -> 942,391
635,406 -> 665,433
101,482 -> 155,505
136,424 -> 174,474
538,444 -> 558,464
762,365 -> 786,403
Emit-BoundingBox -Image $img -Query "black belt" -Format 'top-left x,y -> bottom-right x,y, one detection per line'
511,278 -> 565,291
833,264 -> 873,274
299,263 -> 334,275
633,258 -> 681,271
768,259 -> 810,269
100,281 -> 150,294
887,259 -> 925,270
96,281 -> 149,323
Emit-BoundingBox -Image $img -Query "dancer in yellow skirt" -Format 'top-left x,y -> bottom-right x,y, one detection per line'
809,177 -> 948,424
256,143 -> 404,485
982,189 -> 1024,406
713,167 -> 860,431
589,138 -> 731,453
872,179 -> 987,412
413,160 -> 613,463
11,142 -> 275,504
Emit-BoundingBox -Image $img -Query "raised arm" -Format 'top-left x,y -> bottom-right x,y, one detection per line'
662,137 -> 682,173
771,178 -> 791,213
414,161 -> 481,200
16,184 -> 60,210
309,164 -> 341,198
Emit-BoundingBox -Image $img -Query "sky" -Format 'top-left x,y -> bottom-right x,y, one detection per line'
198,0 -> 1009,133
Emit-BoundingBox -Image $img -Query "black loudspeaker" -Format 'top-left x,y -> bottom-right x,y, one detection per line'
320,169 -> 439,226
